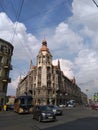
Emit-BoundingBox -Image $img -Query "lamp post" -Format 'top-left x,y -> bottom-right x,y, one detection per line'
85,88 -> 89,104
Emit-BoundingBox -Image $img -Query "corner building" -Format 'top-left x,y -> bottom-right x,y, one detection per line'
16,40 -> 82,105
0,39 -> 14,105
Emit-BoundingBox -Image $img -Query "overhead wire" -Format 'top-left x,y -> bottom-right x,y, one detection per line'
0,0 -> 33,76
11,0 -> 24,43
10,0 -> 35,61
0,0 -> 34,60
92,0 -> 98,7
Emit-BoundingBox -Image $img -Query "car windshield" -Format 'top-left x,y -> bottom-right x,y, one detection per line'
40,106 -> 52,111
21,98 -> 32,105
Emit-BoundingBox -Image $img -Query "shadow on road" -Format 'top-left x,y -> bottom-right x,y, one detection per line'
41,117 -> 98,130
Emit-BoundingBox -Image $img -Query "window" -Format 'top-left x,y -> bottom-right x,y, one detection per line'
0,56 -> 2,63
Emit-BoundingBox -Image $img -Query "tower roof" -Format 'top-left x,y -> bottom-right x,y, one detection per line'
40,40 -> 49,52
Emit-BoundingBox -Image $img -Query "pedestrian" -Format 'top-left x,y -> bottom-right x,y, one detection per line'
3,104 -> 7,111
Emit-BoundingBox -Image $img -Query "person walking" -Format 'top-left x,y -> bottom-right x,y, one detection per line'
3,104 -> 7,111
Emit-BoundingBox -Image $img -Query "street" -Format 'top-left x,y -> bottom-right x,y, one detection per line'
0,107 -> 98,130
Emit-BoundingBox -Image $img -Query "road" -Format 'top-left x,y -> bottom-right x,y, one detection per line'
0,107 -> 98,130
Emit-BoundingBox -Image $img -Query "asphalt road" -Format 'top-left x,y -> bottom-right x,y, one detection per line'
0,107 -> 98,130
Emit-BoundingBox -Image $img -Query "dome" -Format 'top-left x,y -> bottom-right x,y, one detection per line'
40,40 -> 49,51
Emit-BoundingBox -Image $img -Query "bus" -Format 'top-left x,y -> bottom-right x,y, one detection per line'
14,96 -> 33,114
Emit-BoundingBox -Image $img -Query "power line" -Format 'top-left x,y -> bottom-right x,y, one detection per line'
0,0 -> 33,60
11,0 -> 24,43
92,0 -> 98,7
9,0 -> 34,60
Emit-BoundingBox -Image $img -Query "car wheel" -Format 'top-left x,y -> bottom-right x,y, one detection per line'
38,116 -> 41,122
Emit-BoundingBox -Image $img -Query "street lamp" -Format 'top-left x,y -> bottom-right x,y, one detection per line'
85,88 -> 89,104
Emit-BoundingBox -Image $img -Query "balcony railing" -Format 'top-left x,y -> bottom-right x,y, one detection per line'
2,77 -> 11,83
4,64 -> 13,70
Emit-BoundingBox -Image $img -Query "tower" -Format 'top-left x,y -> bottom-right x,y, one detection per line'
37,40 -> 52,87
35,40 -> 53,104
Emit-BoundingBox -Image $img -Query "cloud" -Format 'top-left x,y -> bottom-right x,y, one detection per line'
75,49 -> 98,80
52,59 -> 74,79
75,49 -> 98,97
51,22 -> 84,52
70,0 -> 98,31
66,0 -> 98,97
0,12 -> 40,61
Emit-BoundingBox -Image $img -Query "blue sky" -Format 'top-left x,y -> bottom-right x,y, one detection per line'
0,0 -> 98,98
0,0 -> 72,34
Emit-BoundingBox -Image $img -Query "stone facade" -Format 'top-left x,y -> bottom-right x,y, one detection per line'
16,40 -> 82,105
0,39 -> 14,105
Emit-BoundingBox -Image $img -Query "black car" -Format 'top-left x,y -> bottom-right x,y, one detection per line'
32,105 -> 56,122
48,105 -> 63,115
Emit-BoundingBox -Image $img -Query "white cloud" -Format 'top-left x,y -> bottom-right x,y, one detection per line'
75,49 -> 98,97
53,22 -> 84,53
0,12 -> 13,31
0,12 -> 40,61
70,0 -> 98,31
66,0 -> 98,96
52,59 -> 74,79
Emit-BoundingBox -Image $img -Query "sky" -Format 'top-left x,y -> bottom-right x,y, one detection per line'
0,0 -> 98,98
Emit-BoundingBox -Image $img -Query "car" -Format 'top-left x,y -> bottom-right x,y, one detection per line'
91,103 -> 98,110
32,105 -> 56,122
59,104 -> 66,108
48,105 -> 63,115
66,100 -> 76,107
67,104 -> 74,107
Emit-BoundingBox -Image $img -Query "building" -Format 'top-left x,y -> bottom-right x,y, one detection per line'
16,40 -> 82,105
81,92 -> 88,105
0,39 -> 14,106
6,96 -> 15,105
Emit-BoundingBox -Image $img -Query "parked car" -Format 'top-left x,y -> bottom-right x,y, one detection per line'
66,100 -> 76,107
59,104 -> 66,108
32,105 -> 56,122
48,105 -> 63,115
67,104 -> 75,107
91,103 -> 98,110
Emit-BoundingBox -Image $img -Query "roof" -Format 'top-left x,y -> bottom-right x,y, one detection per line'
40,40 -> 49,52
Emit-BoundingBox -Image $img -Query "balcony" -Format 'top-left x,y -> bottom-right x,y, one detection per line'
4,64 -> 13,70
2,77 -> 11,83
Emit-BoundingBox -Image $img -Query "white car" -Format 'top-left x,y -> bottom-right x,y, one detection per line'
68,104 -> 74,107
59,104 -> 66,108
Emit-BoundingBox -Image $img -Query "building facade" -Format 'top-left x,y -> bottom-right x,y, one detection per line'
16,40 -> 82,105
0,39 -> 14,105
